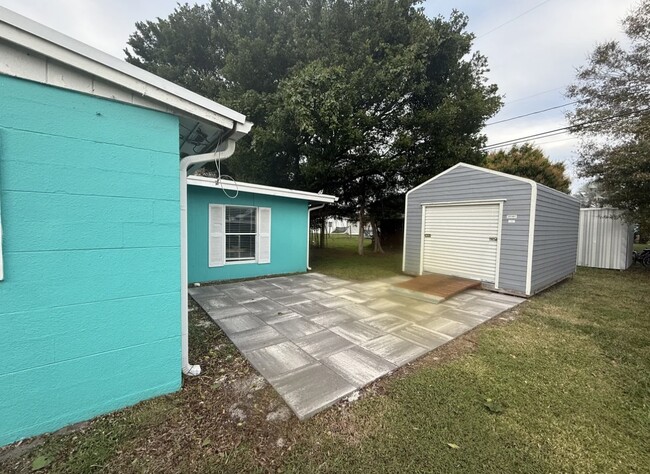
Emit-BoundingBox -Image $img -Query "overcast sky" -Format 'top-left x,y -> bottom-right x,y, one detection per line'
0,0 -> 638,190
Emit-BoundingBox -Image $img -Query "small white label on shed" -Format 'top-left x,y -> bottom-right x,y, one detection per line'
506,214 -> 517,219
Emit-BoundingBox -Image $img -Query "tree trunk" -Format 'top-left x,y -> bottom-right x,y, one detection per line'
357,203 -> 365,256
319,217 -> 326,248
370,217 -> 384,253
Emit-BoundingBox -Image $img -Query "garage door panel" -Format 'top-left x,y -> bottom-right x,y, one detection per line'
422,204 -> 500,282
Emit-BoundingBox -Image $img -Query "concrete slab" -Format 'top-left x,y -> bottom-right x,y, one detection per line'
217,314 -> 265,335
270,364 -> 356,419
229,325 -> 287,352
420,316 -> 472,338
245,341 -> 315,380
367,297 -> 403,312
319,296 -> 351,309
257,310 -> 302,325
325,346 -> 396,387
330,321 -> 384,345
362,334 -> 428,366
393,324 -> 451,349
340,304 -> 377,320
206,305 -> 250,320
241,297 -> 285,314
339,293 -> 372,304
361,313 -> 411,332
190,271 -> 523,421
325,287 -> 355,296
456,300 -> 515,320
290,301 -> 330,317
273,317 -> 323,340
307,309 -> 354,328
295,330 -> 354,360
274,294 -> 313,306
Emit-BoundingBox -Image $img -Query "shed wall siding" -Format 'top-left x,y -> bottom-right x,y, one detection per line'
531,186 -> 580,293
0,75 -> 182,446
404,166 -> 532,294
577,208 -> 634,270
187,186 -> 308,283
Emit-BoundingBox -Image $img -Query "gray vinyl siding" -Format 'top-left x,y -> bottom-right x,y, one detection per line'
404,166 -> 532,294
530,185 -> 580,293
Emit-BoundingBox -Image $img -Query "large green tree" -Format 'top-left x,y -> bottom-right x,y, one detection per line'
126,0 -> 501,253
485,143 -> 571,193
566,0 -> 650,229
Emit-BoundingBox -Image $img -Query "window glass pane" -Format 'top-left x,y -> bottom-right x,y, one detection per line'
226,235 -> 256,260
226,206 -> 256,234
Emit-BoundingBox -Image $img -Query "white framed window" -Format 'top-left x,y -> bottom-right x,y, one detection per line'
209,204 -> 271,267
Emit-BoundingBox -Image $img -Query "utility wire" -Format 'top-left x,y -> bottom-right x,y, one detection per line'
477,0 -> 553,39
503,87 -> 565,105
485,101 -> 579,126
482,106 -> 650,151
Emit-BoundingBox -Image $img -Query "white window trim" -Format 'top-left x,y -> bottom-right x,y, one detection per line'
208,204 -> 271,267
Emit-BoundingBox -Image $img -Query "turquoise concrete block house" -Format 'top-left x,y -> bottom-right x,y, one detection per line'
0,8 -> 253,446
187,177 -> 337,283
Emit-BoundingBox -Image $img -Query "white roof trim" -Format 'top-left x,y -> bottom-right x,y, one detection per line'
0,6 -> 252,134
187,176 -> 338,203
406,162 -> 537,197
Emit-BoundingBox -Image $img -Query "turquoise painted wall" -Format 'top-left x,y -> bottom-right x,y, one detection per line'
0,75 -> 182,446
188,185 -> 308,282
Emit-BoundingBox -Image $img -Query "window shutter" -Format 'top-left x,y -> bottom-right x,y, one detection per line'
258,207 -> 271,264
208,204 -> 225,267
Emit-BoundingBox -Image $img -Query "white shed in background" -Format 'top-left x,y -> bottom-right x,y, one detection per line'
577,208 -> 634,270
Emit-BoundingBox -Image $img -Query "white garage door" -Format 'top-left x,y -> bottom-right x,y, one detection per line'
422,203 -> 500,283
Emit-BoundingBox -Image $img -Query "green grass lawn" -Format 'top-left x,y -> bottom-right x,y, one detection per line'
309,234 -> 402,280
2,241 -> 649,473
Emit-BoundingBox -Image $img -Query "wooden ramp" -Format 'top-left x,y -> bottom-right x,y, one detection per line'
391,273 -> 481,303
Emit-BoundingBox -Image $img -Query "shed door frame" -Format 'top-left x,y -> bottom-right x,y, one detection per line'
418,200 -> 504,289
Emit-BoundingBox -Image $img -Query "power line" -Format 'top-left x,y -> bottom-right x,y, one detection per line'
476,0 -> 553,39
481,106 -> 650,151
503,87 -> 565,106
485,101 -> 579,126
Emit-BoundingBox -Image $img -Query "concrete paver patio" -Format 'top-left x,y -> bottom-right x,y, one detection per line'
189,272 -> 524,419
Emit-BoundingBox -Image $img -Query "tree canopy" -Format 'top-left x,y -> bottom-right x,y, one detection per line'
126,0 -> 502,252
566,0 -> 650,229
485,143 -> 571,193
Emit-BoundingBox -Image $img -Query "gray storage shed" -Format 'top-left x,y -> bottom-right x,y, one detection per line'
402,163 -> 580,297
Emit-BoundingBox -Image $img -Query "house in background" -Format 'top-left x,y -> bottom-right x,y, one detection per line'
0,7 -> 252,446
403,163 -> 580,297
187,176 -> 337,283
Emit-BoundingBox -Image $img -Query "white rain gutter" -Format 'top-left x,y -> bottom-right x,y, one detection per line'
306,204 -> 326,271
180,137 -> 237,376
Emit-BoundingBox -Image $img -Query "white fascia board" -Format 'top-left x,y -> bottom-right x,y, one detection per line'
0,7 -> 252,134
406,162 -> 537,198
187,176 -> 338,203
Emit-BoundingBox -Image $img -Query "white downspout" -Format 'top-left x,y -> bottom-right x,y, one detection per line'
306,204 -> 325,271
180,138 -> 236,376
